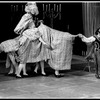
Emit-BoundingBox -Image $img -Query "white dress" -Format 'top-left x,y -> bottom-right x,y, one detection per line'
14,13 -> 35,34
14,14 -> 50,63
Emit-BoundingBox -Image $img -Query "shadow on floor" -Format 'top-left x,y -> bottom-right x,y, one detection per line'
0,58 -> 96,82
0,56 -> 99,99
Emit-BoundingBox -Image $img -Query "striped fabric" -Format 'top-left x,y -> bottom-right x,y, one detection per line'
13,23 -> 77,71
0,38 -> 20,53
49,29 -> 74,70
14,13 -> 35,34
38,23 -> 76,70
17,28 -> 51,63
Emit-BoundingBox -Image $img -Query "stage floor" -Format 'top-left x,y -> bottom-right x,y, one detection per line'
0,55 -> 99,99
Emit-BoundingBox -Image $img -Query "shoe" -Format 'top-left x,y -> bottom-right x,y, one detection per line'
54,74 -> 64,78
95,74 -> 100,79
16,75 -> 22,78
22,74 -> 28,78
41,73 -> 48,76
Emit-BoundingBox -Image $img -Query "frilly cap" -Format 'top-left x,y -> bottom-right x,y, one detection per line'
25,2 -> 39,15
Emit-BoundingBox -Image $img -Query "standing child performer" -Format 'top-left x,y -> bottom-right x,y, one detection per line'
79,28 -> 100,79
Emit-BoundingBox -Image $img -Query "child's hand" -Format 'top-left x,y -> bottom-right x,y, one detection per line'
78,34 -> 84,38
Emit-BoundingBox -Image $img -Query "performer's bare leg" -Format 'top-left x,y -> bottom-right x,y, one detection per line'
9,54 -> 18,75
16,63 -> 28,78
94,51 -> 100,79
11,60 -> 18,75
34,62 -> 39,73
40,61 -> 46,76
22,63 -> 28,76
55,70 -> 60,76
16,63 -> 24,77
8,64 -> 14,74
15,65 -> 18,75
55,70 -> 64,78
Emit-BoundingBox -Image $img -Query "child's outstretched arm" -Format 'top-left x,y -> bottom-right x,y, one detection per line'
81,35 -> 95,43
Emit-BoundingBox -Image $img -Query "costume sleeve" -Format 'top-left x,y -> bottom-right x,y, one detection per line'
70,34 -> 79,41
22,28 -> 39,40
14,13 -> 33,34
18,35 -> 27,45
82,36 -> 96,43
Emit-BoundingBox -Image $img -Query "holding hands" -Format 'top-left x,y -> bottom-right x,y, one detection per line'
78,33 -> 84,38
72,33 -> 84,38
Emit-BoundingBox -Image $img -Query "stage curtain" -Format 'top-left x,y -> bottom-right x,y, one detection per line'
82,2 -> 100,55
82,2 -> 96,37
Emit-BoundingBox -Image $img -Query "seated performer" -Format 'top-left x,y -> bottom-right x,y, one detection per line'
79,28 -> 100,79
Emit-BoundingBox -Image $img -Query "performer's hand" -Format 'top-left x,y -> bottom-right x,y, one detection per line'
78,33 -> 84,38
19,36 -> 27,45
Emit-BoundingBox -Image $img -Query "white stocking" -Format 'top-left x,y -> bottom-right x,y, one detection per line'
34,62 -> 39,73
22,64 -> 28,75
16,63 -> 23,77
8,64 -> 14,74
55,70 -> 60,75
40,61 -> 46,75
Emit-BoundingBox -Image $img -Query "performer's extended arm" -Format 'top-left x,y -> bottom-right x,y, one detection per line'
78,34 -> 96,43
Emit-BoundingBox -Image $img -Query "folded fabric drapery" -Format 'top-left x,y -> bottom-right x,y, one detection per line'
5,22 -> 76,71
0,36 -> 21,69
38,23 -> 75,70
48,29 -> 74,70
18,25 -> 51,63
14,13 -> 35,34
0,36 -> 20,53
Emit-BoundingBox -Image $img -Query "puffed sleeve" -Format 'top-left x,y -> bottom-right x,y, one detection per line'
22,28 -> 39,40
14,13 -> 33,34
82,36 -> 96,43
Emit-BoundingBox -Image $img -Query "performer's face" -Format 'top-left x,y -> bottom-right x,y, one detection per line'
31,8 -> 39,15
97,33 -> 100,37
